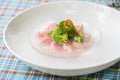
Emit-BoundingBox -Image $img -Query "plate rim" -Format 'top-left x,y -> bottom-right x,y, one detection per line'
3,1 -> 120,72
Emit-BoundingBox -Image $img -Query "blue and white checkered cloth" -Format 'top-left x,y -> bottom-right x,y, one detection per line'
0,0 -> 120,80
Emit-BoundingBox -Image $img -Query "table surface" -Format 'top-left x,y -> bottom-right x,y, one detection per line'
0,0 -> 120,80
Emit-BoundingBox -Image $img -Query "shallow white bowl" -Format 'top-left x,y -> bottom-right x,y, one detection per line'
4,1 -> 120,76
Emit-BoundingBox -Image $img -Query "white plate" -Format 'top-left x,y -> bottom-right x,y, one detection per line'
3,1 -> 120,76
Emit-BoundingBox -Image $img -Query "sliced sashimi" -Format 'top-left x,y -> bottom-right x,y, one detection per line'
35,19 -> 91,57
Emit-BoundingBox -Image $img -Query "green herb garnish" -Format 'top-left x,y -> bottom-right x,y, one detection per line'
48,19 -> 84,44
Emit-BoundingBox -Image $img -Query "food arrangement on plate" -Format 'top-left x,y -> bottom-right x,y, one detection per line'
4,1 -> 120,76
35,19 -> 91,57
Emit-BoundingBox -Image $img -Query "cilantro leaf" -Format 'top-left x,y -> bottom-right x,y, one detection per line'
52,33 -> 67,44
47,19 -> 84,44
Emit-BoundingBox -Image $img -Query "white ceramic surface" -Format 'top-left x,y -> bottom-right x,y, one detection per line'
3,1 -> 120,76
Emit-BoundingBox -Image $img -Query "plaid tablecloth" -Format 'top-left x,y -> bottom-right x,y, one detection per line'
0,0 -> 120,80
